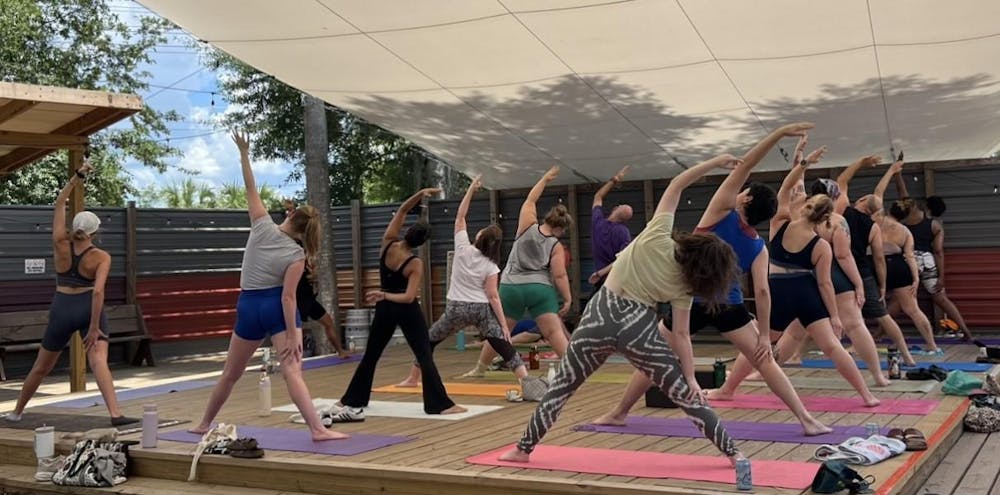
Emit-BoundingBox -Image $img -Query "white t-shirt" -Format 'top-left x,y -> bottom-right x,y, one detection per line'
448,230 -> 501,304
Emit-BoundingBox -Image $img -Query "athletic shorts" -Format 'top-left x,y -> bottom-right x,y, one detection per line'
769,274 -> 830,331
297,298 -> 328,322
42,291 -> 110,352
234,287 -> 302,341
860,275 -> 888,319
831,261 -> 855,295
886,254 -> 914,291
659,302 -> 754,334
511,319 -> 541,336
499,283 -> 560,319
914,251 -> 940,294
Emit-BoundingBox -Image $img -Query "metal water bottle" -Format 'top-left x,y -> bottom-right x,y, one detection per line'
887,347 -> 901,379
141,404 -> 158,448
735,458 -> 752,490
529,346 -> 540,370
456,330 -> 466,351
258,372 -> 272,416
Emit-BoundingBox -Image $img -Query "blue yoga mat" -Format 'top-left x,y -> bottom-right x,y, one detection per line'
799,359 -> 993,372
48,380 -> 217,408
301,354 -> 361,370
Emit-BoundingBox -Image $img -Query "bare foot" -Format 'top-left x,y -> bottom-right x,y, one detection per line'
441,405 -> 468,415
802,419 -> 834,436
337,351 -> 352,359
592,412 -> 627,426
862,395 -> 881,407
873,375 -> 891,387
312,429 -> 350,441
396,379 -> 420,388
499,448 -> 530,462
188,424 -> 211,434
704,388 -> 734,401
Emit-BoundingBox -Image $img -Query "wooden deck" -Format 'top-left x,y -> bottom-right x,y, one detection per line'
0,340 -> 983,495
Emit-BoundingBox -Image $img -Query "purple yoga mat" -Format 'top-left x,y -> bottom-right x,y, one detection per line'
159,425 -> 410,455
573,416 -> 888,444
48,380 -> 217,408
301,355 -> 362,370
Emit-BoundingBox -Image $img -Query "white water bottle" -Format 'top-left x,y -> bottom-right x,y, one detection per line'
547,363 -> 557,382
34,426 -> 54,459
258,373 -> 272,416
141,404 -> 158,448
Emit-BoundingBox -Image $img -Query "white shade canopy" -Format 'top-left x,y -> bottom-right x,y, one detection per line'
139,0 -> 1000,188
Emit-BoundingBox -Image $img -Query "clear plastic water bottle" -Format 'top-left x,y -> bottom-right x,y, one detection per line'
141,404 -> 158,448
735,458 -> 752,491
258,373 -> 271,417
547,363 -> 557,382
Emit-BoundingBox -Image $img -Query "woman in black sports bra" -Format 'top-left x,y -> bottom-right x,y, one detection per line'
332,188 -> 465,422
7,162 -> 135,426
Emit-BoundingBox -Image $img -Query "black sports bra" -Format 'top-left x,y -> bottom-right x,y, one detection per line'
56,243 -> 96,288
769,221 -> 821,271
379,241 -> 419,294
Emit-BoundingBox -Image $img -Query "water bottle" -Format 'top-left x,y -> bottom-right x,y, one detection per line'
258,373 -> 272,417
887,347 -> 901,379
713,359 -> 727,388
456,330 -> 466,351
141,404 -> 158,448
547,363 -> 557,382
34,426 -> 54,459
529,346 -> 540,370
735,458 -> 752,491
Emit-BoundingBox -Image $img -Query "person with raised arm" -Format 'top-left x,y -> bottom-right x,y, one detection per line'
7,161 -> 136,426
499,154 -> 747,468
396,177 -> 549,400
593,123 -> 832,435
462,166 -> 572,378
893,170 -> 972,340
588,165 -> 634,291
330,188 -> 466,422
833,156 -> 917,365
190,131 -> 346,441
722,153 -> 881,407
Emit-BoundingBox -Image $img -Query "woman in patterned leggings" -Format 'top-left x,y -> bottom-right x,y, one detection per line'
396,177 -> 548,400
499,154 -> 746,466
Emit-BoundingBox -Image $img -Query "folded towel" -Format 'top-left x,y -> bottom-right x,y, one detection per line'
813,435 -> 906,465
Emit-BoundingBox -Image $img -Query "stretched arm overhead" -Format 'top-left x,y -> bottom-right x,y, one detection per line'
772,162 -> 809,230
894,165 -> 911,199
835,154 -> 881,213
232,130 -> 269,223
705,123 -> 813,219
383,188 -> 440,247
874,160 -> 904,202
53,161 -> 92,243
656,154 -> 742,216
518,166 -> 559,236
593,165 -> 629,208
455,176 -> 482,234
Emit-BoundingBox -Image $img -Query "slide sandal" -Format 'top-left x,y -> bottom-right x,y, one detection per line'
902,428 -> 927,451
228,437 -> 265,459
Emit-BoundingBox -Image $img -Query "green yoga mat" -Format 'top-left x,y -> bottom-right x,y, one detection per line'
744,376 -> 941,393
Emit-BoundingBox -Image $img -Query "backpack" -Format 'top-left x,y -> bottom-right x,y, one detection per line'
811,460 -> 874,494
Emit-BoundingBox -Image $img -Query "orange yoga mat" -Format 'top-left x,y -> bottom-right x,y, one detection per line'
467,444 -> 819,489
372,382 -> 517,397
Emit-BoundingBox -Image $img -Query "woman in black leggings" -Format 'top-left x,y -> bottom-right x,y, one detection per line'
331,188 -> 465,421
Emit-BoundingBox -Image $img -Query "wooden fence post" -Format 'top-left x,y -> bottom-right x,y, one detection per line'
125,201 -> 137,305
350,200 -> 363,308
489,189 -> 499,224
643,180 -> 654,223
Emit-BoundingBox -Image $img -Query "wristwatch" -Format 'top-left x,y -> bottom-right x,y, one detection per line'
799,159 -> 808,166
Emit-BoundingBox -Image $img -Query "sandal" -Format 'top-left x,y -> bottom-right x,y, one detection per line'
906,368 -> 933,381
228,437 -> 265,459
886,428 -> 905,442
927,365 -> 949,382
902,428 -> 928,451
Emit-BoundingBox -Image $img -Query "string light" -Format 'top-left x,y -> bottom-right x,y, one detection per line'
686,198 -> 692,205
994,185 -> 998,194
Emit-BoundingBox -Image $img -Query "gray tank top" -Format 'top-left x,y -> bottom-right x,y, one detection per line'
501,224 -> 559,286
240,215 -> 305,290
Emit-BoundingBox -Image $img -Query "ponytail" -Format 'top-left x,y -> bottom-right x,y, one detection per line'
805,194 -> 834,228
290,205 -> 322,283
71,229 -> 89,241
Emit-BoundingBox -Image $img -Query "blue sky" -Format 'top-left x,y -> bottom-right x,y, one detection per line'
111,0 -> 303,203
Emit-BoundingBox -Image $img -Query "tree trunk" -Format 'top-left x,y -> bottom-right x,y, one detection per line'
303,94 -> 337,354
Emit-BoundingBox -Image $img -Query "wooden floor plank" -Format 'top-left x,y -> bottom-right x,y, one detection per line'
921,432 -> 987,495
953,432 -> 1000,494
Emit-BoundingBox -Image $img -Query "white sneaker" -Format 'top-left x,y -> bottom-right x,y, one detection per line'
35,455 -> 64,482
324,406 -> 365,424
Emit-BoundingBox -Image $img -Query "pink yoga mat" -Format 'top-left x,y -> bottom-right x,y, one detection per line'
466,445 -> 819,489
710,393 -> 938,415
574,416 -> 888,444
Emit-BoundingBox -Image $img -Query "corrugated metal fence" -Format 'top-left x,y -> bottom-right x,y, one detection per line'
1,162 -> 998,342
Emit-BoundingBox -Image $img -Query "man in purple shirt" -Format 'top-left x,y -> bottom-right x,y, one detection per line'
589,166 -> 633,291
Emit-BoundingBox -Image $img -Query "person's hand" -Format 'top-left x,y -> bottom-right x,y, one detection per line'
934,277 -> 944,294
281,328 -> 303,363
889,160 -> 904,175
558,301 -> 571,317
860,154 -> 881,168
712,154 -> 742,170
908,281 -> 918,297
231,129 -> 250,153
830,316 -> 844,336
753,333 -> 773,363
880,286 -> 886,302
419,188 -> 441,199
501,325 -> 512,343
469,176 -> 483,192
856,288 -> 865,308
543,166 -> 560,182
805,146 -> 827,165
365,290 -> 386,304
588,272 -> 602,285
780,122 -> 814,137
84,326 -> 102,352
687,381 -> 707,405
612,165 -> 630,183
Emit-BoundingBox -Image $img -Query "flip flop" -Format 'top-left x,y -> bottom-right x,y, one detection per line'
927,365 -> 949,382
230,448 -> 265,459
886,428 -> 905,442
902,428 -> 928,451
906,368 -> 933,381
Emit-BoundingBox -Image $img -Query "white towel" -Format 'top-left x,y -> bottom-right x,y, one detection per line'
813,435 -> 906,465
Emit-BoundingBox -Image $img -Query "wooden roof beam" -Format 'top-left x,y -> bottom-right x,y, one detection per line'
0,130 -> 88,150
0,100 -> 38,125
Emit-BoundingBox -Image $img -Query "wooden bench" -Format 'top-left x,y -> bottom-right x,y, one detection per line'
0,304 -> 154,381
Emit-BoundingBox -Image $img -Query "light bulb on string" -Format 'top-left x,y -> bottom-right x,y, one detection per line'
210,92 -> 215,107
913,175 -> 918,182
994,185 -> 998,194
686,198 -> 692,205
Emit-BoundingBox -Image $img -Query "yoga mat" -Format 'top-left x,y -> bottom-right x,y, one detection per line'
466,444 -> 819,489
160,425 -> 410,456
301,354 -> 362,370
710,393 -> 938,415
273,399 -> 504,421
0,412 -> 181,432
373,382 -> 515,397
878,337 -> 991,346
606,355 -> 721,366
745,376 -> 940,393
477,371 -> 631,384
799,359 -> 993,372
47,380 -> 217,408
573,416 -> 888,444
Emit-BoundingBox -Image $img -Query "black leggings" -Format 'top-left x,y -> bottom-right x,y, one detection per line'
340,300 -> 455,414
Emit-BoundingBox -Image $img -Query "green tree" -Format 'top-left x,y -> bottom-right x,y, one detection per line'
0,0 -> 180,205
134,180 -> 282,209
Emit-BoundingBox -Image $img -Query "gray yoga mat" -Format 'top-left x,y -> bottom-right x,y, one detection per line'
0,412 -> 184,433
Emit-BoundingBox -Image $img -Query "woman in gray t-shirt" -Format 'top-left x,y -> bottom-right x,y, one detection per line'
188,131 -> 348,442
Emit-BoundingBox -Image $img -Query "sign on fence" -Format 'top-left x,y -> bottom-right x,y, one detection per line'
24,259 -> 45,275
